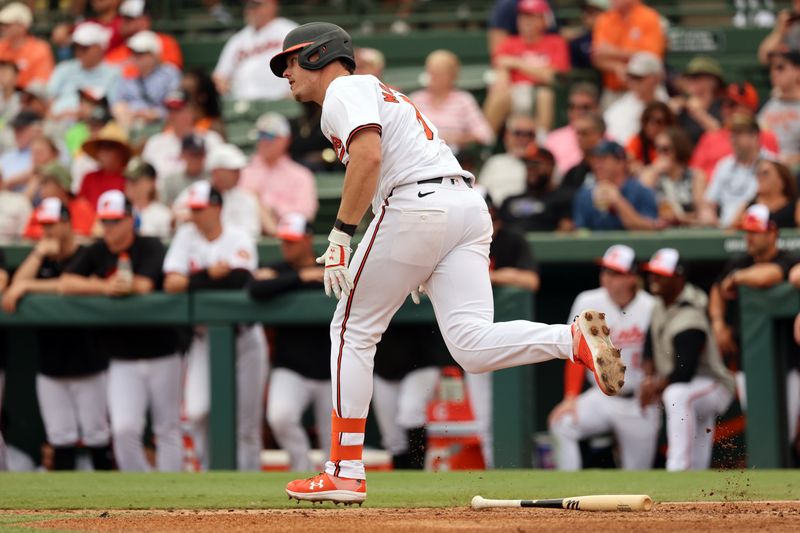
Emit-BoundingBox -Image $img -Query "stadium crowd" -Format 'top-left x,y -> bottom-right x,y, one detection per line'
0,0 -> 799,472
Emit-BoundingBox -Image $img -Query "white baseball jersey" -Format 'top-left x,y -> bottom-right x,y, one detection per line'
567,288 -> 653,394
320,75 -> 473,213
213,17 -> 297,101
163,224 -> 257,275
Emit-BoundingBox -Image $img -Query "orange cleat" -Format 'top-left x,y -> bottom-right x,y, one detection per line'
571,309 -> 626,396
286,472 -> 367,505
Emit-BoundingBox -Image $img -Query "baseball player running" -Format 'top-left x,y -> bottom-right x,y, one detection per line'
163,181 -> 268,471
549,245 -> 659,470
270,22 -> 625,505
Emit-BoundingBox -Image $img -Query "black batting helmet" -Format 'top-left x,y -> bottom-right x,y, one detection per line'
269,22 -> 355,77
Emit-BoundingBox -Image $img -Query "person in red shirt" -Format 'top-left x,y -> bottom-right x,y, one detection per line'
0,3 -> 54,88
78,125 -> 132,209
691,82 -> 780,178
483,0 -> 570,134
90,0 -> 124,52
23,163 -> 96,240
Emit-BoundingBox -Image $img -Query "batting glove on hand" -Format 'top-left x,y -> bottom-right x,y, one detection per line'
317,228 -> 354,300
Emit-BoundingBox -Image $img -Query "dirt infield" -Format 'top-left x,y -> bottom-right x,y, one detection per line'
11,501 -> 800,532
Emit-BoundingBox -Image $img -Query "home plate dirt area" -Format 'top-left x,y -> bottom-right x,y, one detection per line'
10,501 -> 800,533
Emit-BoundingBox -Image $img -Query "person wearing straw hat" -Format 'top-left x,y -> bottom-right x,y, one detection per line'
550,244 -> 658,471
3,197 -> 113,471
77,124 -> 132,208
640,247 -> 735,471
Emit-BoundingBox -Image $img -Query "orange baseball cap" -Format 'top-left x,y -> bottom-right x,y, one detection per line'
726,82 -> 759,112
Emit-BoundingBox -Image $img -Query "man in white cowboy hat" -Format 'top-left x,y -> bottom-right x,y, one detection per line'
47,22 -> 120,120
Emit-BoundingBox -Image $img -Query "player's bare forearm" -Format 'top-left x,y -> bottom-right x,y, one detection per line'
708,284 -> 727,322
131,275 -> 155,294
13,252 -> 46,283
14,279 -> 61,294
164,273 -> 189,293
337,130 -> 382,226
0,270 -> 8,291
731,264 -> 784,288
59,274 -> 108,295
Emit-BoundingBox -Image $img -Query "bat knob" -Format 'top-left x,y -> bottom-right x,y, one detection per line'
471,495 -> 483,509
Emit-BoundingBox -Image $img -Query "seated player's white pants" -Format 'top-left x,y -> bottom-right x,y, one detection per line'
372,367 -> 439,455
549,386 -> 661,471
108,354 -> 183,472
736,369 -> 800,444
663,376 -> 734,471
36,372 -> 110,448
0,372 -> 5,470
184,325 -> 268,471
325,178 -> 572,480
266,367 -> 331,471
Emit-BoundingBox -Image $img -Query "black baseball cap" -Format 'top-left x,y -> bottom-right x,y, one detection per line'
181,133 -> 206,154
592,139 -> 627,160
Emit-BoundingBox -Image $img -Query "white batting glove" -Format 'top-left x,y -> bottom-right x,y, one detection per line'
316,228 -> 354,299
410,285 -> 426,304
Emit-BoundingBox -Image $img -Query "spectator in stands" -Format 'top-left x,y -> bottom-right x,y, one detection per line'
0,3 -> 54,89
70,103 -> 122,195
550,244 -> 658,471
0,60 -> 19,125
758,0 -> 800,64
544,82 -> 600,178
142,89 -> 223,180
354,47 -> 386,78
0,166 -> 31,242
573,140 -> 659,230
559,112 -> 605,193
700,114 -> 765,229
711,204 -> 799,446
498,144 -> 573,232
163,181 -> 267,471
106,0 -> 183,78
181,70 -> 224,137
124,157 -> 171,239
566,0 -> 608,71
2,198 -> 113,471
65,88 -> 108,157
212,0 -> 297,101
603,52 -> 666,145
484,0 -> 569,135
249,213 -> 330,472
758,50 -> 800,169
410,50 -> 494,153
478,114 -> 537,204
87,0 -> 124,52
175,143 -> 260,239
161,134 -> 209,207
240,113 -> 317,235
640,248 -> 735,471
625,101 -> 676,172
18,82 -> 50,121
0,110 -> 41,192
110,31 -> 182,132
18,135 -> 62,202
47,22 -> 120,121
639,127 -> 706,227
669,56 -> 725,146
77,124 -> 132,208
22,163 -> 95,240
730,159 -> 799,229
592,0 -> 665,107
488,0 -> 556,53
691,82 -> 779,179
61,189 -> 184,472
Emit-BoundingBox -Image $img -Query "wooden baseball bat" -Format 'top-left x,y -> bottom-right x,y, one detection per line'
471,494 -> 653,512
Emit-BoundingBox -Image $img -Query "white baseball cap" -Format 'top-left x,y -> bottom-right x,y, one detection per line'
255,112 -> 291,139
187,181 -> 223,209
128,30 -> 161,56
627,52 -> 663,77
740,203 -> 774,233
206,143 -> 248,171
120,0 -> 146,18
0,2 -> 32,27
642,248 -> 683,277
596,244 -> 636,274
277,213 -> 311,242
35,198 -> 69,224
72,22 -> 112,50
97,190 -> 132,220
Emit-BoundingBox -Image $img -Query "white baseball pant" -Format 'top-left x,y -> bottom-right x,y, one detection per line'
327,178 -> 572,479
663,376 -> 734,471
0,372 -> 6,471
372,367 -> 439,455
736,369 -> 800,444
549,387 -> 661,470
36,372 -> 110,447
108,354 -> 183,471
266,367 -> 332,471
184,325 -> 268,471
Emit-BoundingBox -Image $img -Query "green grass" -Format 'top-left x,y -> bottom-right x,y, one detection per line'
0,470 -> 797,510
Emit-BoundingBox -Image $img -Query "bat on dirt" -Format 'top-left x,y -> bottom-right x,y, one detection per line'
471,494 -> 653,512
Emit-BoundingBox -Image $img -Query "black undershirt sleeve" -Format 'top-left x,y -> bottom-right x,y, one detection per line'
642,325 -> 653,363
667,328 -> 706,384
188,269 -> 253,290
248,272 -> 304,300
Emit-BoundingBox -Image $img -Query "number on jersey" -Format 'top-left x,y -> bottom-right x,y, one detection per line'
378,81 -> 434,140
